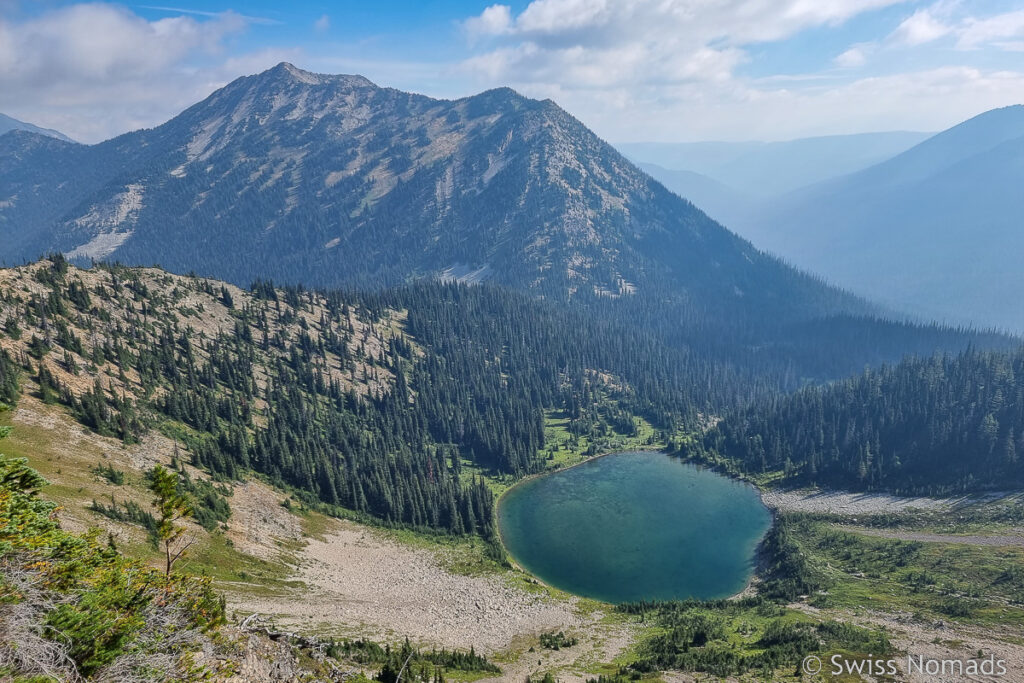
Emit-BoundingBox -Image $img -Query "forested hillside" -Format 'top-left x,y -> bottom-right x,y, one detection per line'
0,257 -> 738,536
1,254 -> 1017,534
687,347 -> 1024,494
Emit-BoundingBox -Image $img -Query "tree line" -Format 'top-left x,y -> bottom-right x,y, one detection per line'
687,347 -> 1024,494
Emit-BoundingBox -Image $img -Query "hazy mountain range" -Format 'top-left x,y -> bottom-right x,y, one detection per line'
736,105 -> 1024,332
622,132 -> 935,231
630,162 -> 752,230
618,132 -> 931,198
625,109 -> 1024,332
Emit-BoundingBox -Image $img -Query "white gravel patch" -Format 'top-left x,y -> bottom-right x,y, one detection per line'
761,489 -> 951,516
229,519 -> 584,654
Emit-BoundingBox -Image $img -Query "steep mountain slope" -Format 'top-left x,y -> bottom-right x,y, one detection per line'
618,131 -> 931,197
0,112 -> 74,142
738,106 -> 1024,331
0,408 -> 509,681
0,63 -> 865,328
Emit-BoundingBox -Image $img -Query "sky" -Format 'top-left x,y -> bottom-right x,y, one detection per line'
2,0 -> 1024,143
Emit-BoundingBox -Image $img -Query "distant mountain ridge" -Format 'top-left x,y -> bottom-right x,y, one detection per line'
633,161 -> 752,229
0,62 -> 866,329
0,112 -> 74,143
736,105 -> 1024,332
618,131 -> 932,198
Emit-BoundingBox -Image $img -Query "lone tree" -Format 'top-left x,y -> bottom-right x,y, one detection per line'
148,464 -> 195,578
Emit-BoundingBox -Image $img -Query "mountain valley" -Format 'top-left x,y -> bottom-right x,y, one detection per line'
2,58 -> 1024,683
712,107 -> 1024,331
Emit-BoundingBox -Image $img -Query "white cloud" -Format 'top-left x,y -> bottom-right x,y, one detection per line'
459,0 -> 909,90
831,2 -> 1000,70
958,10 -> 1024,49
834,45 -> 869,67
314,14 -> 330,34
467,0 -> 909,45
514,0 -> 615,35
560,65 -> 1024,142
138,5 -> 281,26
464,4 -> 513,38
0,4 -> 244,82
888,8 -> 952,46
882,4 -> 1024,52
0,3 -> 286,142
454,0 -> 1024,142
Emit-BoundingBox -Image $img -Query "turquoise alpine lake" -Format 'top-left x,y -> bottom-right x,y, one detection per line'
497,451 -> 772,604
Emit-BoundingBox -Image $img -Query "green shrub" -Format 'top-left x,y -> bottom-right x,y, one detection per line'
0,446 -> 226,680
92,462 -> 126,485
539,630 -> 578,650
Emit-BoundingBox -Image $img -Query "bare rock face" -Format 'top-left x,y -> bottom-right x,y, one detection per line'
227,632 -> 308,683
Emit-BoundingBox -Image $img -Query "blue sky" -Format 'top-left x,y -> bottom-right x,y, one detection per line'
2,0 -> 1024,143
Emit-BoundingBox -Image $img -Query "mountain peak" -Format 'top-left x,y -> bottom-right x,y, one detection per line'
269,61 -> 320,83
0,66 -> 867,327
478,86 -> 523,99
261,62 -> 376,89
163,63 -> 385,158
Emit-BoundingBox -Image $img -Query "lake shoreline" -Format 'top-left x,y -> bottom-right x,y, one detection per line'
498,450 -> 772,604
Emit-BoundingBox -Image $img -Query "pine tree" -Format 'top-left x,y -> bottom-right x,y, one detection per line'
148,465 -> 196,578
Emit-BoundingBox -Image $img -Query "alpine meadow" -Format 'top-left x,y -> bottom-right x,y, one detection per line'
2,2 -> 1024,682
